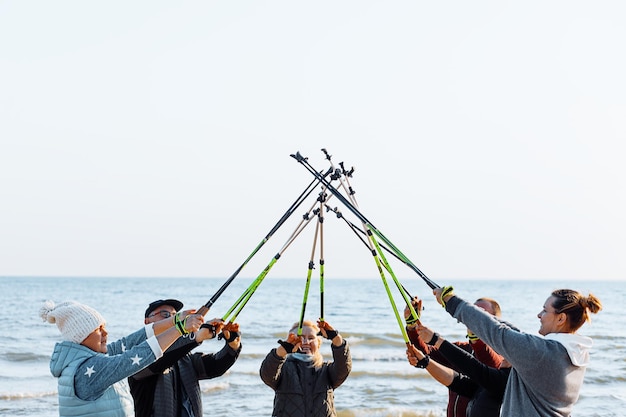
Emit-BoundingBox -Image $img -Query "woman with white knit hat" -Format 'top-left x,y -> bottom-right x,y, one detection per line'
40,300 -> 203,417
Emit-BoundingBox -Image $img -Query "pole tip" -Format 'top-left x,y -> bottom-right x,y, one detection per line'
290,152 -> 307,162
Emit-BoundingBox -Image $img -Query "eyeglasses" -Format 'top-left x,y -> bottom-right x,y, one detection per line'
149,310 -> 174,319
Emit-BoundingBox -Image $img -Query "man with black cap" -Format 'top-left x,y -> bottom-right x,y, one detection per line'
129,299 -> 242,417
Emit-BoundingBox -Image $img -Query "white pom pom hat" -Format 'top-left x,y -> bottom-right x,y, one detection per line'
40,300 -> 106,344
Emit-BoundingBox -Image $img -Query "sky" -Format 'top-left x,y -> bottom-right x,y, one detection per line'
1,1 -> 624,282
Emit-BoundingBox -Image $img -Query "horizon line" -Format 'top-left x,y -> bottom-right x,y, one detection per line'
1,275 -> 623,282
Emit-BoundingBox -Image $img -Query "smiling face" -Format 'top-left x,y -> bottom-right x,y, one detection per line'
297,326 -> 321,355
537,295 -> 567,335
81,324 -> 108,353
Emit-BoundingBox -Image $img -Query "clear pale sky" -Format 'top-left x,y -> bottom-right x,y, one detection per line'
1,2 -> 624,281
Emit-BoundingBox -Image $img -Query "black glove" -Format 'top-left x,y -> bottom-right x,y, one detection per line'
200,323 -> 217,339
426,332 -> 440,346
277,339 -> 295,352
318,329 -> 338,340
218,331 -> 240,343
415,355 -> 430,368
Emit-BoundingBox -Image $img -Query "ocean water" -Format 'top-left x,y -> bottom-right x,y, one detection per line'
0,276 -> 624,417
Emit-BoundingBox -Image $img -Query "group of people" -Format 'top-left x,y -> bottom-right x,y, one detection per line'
40,284 -> 600,417
40,297 -> 351,417
40,298 -> 242,417
404,287 -> 602,417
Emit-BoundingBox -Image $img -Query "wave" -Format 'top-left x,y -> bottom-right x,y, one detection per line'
1,352 -> 50,362
337,407 -> 443,417
585,374 -> 626,384
0,391 -> 56,400
345,333 -> 408,346
199,381 -> 230,393
228,368 -> 263,377
350,353 -> 406,362
348,369 -> 433,380
237,352 -> 271,360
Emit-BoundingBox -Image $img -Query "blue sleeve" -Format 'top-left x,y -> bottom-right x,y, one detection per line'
74,334 -> 157,401
132,335 -> 199,380
107,328 -> 147,355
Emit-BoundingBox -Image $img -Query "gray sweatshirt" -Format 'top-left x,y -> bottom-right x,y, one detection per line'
446,296 -> 592,417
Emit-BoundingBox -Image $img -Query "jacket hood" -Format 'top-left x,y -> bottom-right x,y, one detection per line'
50,341 -> 95,377
545,333 -> 593,366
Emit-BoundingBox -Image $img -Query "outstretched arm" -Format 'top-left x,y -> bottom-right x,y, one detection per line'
438,338 -> 509,396
406,344 -> 455,386
195,322 -> 242,380
405,297 -> 465,368
131,336 -> 199,380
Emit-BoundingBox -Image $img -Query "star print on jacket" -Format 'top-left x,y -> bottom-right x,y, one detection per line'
85,366 -> 96,377
68,328 -> 158,402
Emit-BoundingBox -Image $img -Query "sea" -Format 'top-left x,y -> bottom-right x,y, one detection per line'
0,276 -> 624,417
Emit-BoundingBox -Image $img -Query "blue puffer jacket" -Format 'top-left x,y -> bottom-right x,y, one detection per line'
50,327 -> 160,417
52,342 -> 134,417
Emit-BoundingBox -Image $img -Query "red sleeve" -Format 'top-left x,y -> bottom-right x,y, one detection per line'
469,339 -> 502,368
407,326 -> 431,354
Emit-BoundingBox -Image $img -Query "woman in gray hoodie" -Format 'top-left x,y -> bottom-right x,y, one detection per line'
433,287 -> 602,417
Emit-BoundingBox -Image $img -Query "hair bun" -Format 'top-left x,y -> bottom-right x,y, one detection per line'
585,293 -> 603,314
39,300 -> 57,323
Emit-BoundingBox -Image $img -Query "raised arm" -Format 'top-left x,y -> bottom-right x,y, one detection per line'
406,343 -> 455,386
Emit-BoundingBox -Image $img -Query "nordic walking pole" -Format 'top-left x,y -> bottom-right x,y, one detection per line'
197,167 -> 333,316
320,172 -> 417,343
223,190 -> 336,323
297,210 -> 321,336
222,212 -> 316,323
291,151 -> 440,290
319,150 -> 419,324
331,206 -> 412,343
328,208 -> 415,296
321,154 -> 422,336
327,205 -> 419,323
318,199 -> 326,322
